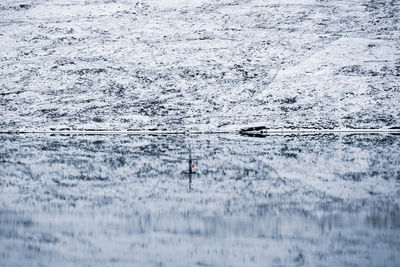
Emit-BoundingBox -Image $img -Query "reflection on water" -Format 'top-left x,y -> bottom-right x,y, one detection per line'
0,134 -> 399,266
184,144 -> 199,190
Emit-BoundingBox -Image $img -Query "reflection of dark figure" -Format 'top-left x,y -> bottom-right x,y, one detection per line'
188,147 -> 193,190
186,145 -> 197,190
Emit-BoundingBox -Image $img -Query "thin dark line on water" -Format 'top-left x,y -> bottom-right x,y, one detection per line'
0,129 -> 399,136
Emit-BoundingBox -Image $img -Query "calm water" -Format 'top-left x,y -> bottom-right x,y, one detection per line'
1,133 -> 399,266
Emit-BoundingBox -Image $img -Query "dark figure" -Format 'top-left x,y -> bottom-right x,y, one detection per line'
186,145 -> 197,190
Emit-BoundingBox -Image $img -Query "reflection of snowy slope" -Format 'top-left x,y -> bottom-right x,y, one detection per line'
0,0 -> 399,131
0,134 -> 399,266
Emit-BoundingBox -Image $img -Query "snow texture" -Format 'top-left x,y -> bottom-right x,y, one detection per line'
1,0 -> 400,266
0,0 -> 399,131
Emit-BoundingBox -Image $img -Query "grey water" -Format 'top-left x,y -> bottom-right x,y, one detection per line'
0,133 -> 399,266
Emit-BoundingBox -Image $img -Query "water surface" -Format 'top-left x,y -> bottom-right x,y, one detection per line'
0,133 -> 399,266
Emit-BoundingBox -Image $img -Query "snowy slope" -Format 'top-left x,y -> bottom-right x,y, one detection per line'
1,0 -> 399,131
1,1 -> 400,266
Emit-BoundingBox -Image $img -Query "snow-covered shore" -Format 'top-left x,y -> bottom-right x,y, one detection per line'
1,0 -> 399,131
1,0 -> 400,266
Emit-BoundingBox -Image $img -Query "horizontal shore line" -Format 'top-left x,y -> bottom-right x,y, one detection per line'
0,128 -> 399,135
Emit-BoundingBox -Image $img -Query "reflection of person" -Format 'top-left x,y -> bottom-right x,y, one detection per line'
188,147 -> 193,190
188,173 -> 192,190
188,148 -> 193,175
